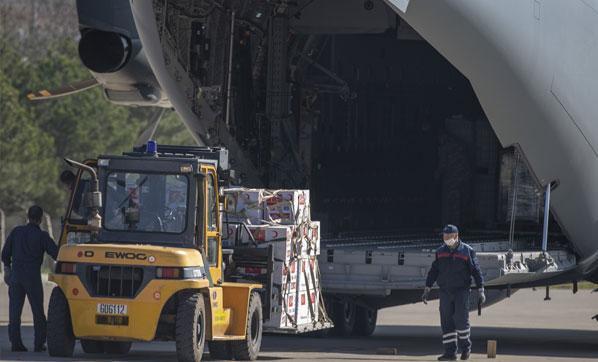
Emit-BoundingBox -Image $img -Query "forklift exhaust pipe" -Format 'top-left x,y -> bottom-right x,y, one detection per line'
64,158 -> 102,230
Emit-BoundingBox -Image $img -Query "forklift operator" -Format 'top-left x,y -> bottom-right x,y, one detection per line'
422,224 -> 485,361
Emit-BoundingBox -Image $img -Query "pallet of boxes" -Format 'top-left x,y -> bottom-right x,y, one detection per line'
222,188 -> 332,333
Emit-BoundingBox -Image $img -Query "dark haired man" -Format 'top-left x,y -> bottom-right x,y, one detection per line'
2,205 -> 59,352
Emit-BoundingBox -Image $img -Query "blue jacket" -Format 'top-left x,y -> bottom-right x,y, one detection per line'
425,241 -> 484,290
1,223 -> 58,283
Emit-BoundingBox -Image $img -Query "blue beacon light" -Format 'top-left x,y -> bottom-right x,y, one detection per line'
147,140 -> 158,155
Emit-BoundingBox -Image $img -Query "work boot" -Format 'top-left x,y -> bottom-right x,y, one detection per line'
11,343 -> 28,352
437,354 -> 457,361
460,350 -> 470,360
34,344 -> 47,352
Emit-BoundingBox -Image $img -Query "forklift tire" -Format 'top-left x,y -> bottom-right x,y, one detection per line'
231,292 -> 262,361
332,299 -> 356,336
176,291 -> 206,362
208,341 -> 232,360
47,287 -> 75,357
80,339 -> 104,354
103,341 -> 132,354
353,306 -> 377,336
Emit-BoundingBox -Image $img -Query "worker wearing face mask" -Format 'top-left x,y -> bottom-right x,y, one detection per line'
421,224 -> 485,361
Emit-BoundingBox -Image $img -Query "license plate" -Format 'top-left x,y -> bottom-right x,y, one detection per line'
97,303 -> 127,315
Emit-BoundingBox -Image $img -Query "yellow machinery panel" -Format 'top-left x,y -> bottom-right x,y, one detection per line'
206,287 -> 231,338
57,244 -> 204,267
50,274 -> 209,341
220,282 -> 261,337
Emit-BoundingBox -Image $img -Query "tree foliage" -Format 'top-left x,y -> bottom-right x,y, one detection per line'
0,71 -> 56,212
0,3 -> 195,217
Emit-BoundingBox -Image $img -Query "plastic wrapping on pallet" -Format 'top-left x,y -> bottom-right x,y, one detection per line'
223,188 -> 265,224
264,258 -> 323,330
236,257 -> 321,292
263,190 -> 310,225
265,289 -> 321,329
223,188 -> 311,225
252,224 -> 319,258
223,187 -> 330,333
223,223 -> 321,256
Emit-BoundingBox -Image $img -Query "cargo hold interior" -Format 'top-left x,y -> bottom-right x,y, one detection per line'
156,0 -> 571,251
297,30 -> 565,249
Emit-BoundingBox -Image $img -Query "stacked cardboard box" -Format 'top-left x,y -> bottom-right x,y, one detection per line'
222,188 -> 330,332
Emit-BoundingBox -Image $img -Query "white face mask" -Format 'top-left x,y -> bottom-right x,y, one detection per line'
444,238 -> 458,248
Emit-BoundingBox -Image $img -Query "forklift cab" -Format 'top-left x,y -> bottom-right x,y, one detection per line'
59,144 -> 228,284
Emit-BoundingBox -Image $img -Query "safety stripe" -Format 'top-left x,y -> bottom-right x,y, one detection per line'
458,335 -> 470,339
456,328 -> 470,334
443,338 -> 458,344
443,332 -> 457,338
437,252 -> 469,261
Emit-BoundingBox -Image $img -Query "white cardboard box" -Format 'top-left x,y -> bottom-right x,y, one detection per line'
245,224 -> 320,258
265,289 -> 321,329
223,188 -> 265,224
263,190 -> 310,225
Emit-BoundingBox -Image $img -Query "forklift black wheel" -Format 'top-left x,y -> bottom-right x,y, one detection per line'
103,341 -> 132,354
208,340 -> 233,360
80,339 -> 104,354
47,287 -> 75,357
231,292 -> 262,360
332,299 -> 356,336
176,291 -> 206,362
352,306 -> 377,336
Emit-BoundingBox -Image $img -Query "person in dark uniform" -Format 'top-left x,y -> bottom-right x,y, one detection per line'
2,206 -> 59,352
421,225 -> 485,361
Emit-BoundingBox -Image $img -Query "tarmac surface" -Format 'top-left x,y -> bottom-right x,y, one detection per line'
0,282 -> 596,361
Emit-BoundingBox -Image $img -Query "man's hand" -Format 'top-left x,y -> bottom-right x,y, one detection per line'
422,287 -> 431,305
478,287 -> 486,305
3,266 -> 10,285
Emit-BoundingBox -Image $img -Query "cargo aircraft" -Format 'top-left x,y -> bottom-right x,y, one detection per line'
30,0 -> 598,326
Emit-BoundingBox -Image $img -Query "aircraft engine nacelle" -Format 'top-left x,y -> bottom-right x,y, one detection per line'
76,0 -> 169,107
78,29 -> 131,74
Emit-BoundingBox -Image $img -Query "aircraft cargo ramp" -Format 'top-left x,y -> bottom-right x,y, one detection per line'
318,232 -> 577,316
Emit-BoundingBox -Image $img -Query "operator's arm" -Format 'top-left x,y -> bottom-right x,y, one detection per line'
1,230 -> 14,269
42,231 -> 59,260
425,253 -> 439,288
468,248 -> 484,288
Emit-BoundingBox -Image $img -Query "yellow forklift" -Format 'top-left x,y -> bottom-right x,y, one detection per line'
47,143 -> 271,361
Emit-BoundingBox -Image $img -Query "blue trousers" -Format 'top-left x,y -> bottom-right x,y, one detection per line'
439,288 -> 471,355
8,278 -> 46,348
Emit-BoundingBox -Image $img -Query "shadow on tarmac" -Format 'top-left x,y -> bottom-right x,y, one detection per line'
1,325 -> 597,361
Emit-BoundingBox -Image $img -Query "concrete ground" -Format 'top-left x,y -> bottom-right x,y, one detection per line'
0,283 -> 596,361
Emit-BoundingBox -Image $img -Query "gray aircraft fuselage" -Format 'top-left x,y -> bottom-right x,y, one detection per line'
383,0 -> 598,274
125,0 -> 598,279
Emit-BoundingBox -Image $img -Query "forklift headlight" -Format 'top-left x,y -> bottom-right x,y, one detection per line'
156,266 -> 204,280
182,267 -> 204,279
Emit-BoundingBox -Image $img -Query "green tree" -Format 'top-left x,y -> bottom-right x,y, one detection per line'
0,71 -> 56,213
153,110 -> 197,146
1,35 -> 197,217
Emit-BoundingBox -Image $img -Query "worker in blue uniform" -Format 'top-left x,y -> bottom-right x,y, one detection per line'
2,206 -> 59,352
422,224 -> 485,361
